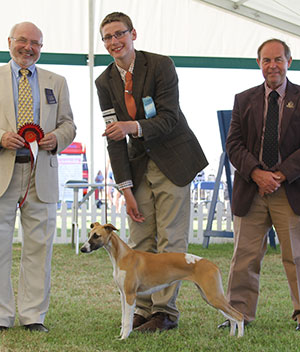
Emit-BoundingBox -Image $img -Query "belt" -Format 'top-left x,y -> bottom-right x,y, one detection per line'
15,155 -> 31,163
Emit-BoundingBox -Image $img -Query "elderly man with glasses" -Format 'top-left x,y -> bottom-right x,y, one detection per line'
0,22 -> 76,332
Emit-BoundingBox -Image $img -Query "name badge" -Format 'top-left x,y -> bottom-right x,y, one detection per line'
142,96 -> 156,119
102,108 -> 118,125
45,88 -> 57,104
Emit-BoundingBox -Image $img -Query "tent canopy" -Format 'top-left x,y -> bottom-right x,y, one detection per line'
200,0 -> 300,37
1,0 -> 300,67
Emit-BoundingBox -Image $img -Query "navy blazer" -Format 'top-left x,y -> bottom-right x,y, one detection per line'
95,50 -> 208,191
226,79 -> 300,216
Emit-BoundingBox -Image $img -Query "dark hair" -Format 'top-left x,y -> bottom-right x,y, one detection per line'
257,39 -> 291,61
100,12 -> 133,36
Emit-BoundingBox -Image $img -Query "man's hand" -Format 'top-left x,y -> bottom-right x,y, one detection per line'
251,168 -> 281,196
122,188 -> 145,223
102,121 -> 138,141
274,170 -> 286,184
39,133 -> 57,151
1,132 -> 25,150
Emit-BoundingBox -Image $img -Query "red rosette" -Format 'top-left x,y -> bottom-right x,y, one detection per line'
18,123 -> 44,148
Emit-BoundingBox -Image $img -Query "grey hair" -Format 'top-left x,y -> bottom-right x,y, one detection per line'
9,22 -> 43,42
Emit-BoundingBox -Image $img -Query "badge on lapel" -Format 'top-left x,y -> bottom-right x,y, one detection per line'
286,101 -> 295,109
45,88 -> 57,104
142,96 -> 156,119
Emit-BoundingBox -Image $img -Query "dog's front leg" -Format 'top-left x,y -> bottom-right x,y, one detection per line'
229,319 -> 237,336
120,294 -> 136,340
119,289 -> 126,338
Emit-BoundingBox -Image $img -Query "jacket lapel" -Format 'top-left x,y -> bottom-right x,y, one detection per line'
37,67 -> 51,130
1,63 -> 17,132
280,80 -> 300,143
132,51 -> 147,119
109,64 -> 128,120
250,84 -> 265,139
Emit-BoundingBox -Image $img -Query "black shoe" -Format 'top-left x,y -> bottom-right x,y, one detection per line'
0,326 -> 8,331
24,323 -> 49,333
218,319 -> 249,329
296,323 -> 300,331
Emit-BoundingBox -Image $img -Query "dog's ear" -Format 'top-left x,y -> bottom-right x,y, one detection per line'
104,223 -> 118,233
90,222 -> 100,229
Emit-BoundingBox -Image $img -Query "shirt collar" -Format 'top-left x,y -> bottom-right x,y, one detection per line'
116,59 -> 135,82
264,78 -> 287,99
10,59 -> 36,77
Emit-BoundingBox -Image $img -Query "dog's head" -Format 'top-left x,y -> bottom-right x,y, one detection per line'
80,222 -> 118,254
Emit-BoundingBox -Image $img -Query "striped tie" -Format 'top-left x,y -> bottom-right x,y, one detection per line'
17,69 -> 34,129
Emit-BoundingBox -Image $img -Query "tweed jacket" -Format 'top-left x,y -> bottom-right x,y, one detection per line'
0,62 -> 76,202
95,50 -> 208,191
226,79 -> 300,216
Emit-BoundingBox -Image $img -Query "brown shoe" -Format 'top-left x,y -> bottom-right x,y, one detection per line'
135,312 -> 178,332
133,314 -> 148,329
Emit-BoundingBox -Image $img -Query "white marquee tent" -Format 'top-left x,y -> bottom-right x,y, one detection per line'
1,0 -> 300,57
1,0 -> 300,179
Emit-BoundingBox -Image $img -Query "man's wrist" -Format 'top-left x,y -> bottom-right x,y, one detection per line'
118,180 -> 133,190
132,121 -> 142,138
250,167 -> 260,180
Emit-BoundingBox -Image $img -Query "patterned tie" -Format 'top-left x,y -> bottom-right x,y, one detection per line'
17,69 -> 34,129
124,71 -> 136,119
262,90 -> 279,169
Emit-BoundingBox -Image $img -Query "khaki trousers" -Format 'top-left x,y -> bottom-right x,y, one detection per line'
0,162 -> 56,327
227,186 -> 300,323
128,159 -> 190,321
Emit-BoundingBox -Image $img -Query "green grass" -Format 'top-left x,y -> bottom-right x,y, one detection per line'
0,243 -> 297,352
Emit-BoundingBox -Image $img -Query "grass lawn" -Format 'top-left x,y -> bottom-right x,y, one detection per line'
0,242 -> 298,352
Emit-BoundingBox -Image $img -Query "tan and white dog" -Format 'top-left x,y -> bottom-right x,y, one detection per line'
81,222 -> 244,339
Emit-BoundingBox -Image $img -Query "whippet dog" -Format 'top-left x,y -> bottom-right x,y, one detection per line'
81,222 -> 244,339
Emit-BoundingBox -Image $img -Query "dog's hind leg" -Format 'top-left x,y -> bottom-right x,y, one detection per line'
213,297 -> 244,338
237,320 -> 244,338
218,309 -> 244,337
205,294 -> 244,337
191,264 -> 244,337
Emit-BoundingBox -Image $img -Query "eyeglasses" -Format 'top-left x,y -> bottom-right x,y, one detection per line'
10,37 -> 43,48
102,30 -> 129,43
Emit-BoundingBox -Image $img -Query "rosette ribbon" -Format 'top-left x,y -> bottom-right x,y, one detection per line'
17,123 -> 44,207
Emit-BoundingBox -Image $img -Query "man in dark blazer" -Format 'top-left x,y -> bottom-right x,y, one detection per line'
95,12 -> 208,332
218,39 -> 300,331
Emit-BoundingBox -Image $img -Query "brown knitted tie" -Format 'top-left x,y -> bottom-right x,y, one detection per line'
124,71 -> 136,119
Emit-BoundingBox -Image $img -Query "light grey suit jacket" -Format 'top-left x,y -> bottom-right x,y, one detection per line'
0,62 -> 76,202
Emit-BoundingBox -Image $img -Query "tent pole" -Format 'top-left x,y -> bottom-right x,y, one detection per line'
88,0 -> 95,187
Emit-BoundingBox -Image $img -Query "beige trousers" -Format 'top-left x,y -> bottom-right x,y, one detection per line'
128,159 -> 190,321
227,186 -> 300,323
0,162 -> 56,327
